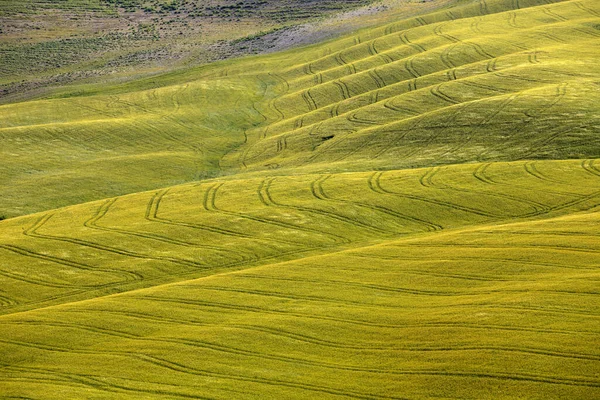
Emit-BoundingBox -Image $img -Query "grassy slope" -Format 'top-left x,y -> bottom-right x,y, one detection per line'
0,73 -> 268,216
0,0 -> 599,398
1,0 -> 446,103
0,159 -> 599,398
224,0 -> 600,172
1,0 -> 599,218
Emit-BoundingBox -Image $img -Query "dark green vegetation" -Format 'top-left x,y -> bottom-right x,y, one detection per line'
0,0 -> 599,398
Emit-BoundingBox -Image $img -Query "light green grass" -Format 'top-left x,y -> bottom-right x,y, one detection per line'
0,75 -> 268,217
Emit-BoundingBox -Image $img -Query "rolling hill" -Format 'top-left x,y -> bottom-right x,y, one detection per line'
0,0 -> 599,398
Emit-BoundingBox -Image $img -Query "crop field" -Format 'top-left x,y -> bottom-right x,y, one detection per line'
0,0 -> 442,103
0,0 -> 599,398
1,159 -> 599,398
223,0 -> 600,172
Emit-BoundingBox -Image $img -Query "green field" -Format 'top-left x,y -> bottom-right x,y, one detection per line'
0,0 -> 599,398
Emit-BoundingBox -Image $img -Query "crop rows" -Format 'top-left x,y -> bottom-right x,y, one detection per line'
0,159 -> 597,313
1,160 -> 598,398
221,0 -> 600,171
1,0 -> 599,398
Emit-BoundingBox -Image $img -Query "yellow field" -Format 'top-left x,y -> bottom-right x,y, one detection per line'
0,0 -> 599,398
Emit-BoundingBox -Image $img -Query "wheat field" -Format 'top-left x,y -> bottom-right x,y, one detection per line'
0,0 -> 599,398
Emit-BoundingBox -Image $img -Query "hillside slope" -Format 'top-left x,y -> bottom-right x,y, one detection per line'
1,0 -> 599,218
0,162 -> 599,398
223,0 -> 600,172
0,159 -> 598,315
0,0 -> 448,103
1,0 -> 599,398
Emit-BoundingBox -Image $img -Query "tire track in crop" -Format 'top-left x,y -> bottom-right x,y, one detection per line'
574,1 -> 600,17
229,272 -> 600,317
201,182 -> 337,245
536,31 -> 567,44
0,267 -> 84,289
256,179 -> 355,243
326,129 -> 385,164
7,312 -> 596,345
523,161 -> 580,188
303,63 -> 314,76
0,289 -> 17,307
404,57 -> 420,79
459,80 -> 512,94
85,198 -> 223,249
145,189 -> 300,271
373,101 -> 466,160
307,175 -> 396,234
268,72 -> 290,93
117,298 -> 600,362
133,295 -> 600,342
301,89 -> 317,111
399,32 -> 426,53
193,284 -> 445,307
329,102 -> 341,118
57,308 -> 396,351
439,92 -> 518,160
0,336 -> 413,384
419,165 -> 554,217
259,178 -> 380,240
440,44 -> 458,69
146,189 -> 254,242
523,82 -> 568,119
467,42 -> 495,60
268,36 -> 549,139
582,159 -> 600,178
480,86 -> 572,160
347,111 -> 382,126
470,18 -> 482,34
0,343 -> 408,400
41,305 -> 600,365
11,352 -> 598,392
434,24 -> 460,43
516,161 -> 600,208
479,0 -> 489,15
368,69 -> 386,88
398,241 -> 600,255
368,172 -> 501,218
268,98 -> 286,122
542,7 -> 567,22
312,175 -> 442,232
350,251 -> 595,272
430,83 -> 459,104
367,41 -> 378,56
507,11 -> 518,27
0,244 -> 141,287
23,213 -> 207,272
234,273 -> 501,298
473,161 -> 600,212
0,361 -> 214,399
1,326 -> 438,379
6,310 -> 597,361
415,17 -> 427,26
